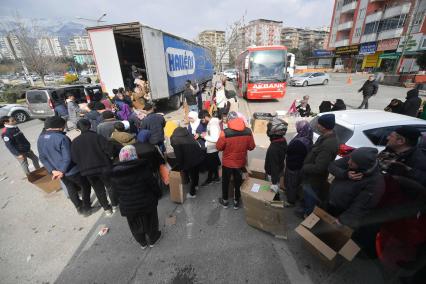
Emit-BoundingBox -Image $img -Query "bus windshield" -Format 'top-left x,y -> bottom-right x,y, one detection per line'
249,50 -> 287,82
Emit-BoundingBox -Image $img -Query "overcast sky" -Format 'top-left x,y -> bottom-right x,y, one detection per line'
0,0 -> 334,39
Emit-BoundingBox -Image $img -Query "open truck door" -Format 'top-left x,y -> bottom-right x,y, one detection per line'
87,28 -> 124,95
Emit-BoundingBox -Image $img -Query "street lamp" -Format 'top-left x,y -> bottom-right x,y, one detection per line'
76,13 -> 107,25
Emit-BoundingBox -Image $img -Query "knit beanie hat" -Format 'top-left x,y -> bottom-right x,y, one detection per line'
45,116 -> 66,129
395,125 -> 421,145
318,114 -> 335,130
350,147 -> 378,172
119,145 -> 138,162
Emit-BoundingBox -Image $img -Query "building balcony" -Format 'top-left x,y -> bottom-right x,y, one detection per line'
337,21 -> 353,31
341,1 -> 357,14
334,39 -> 350,47
383,3 -> 411,19
377,28 -> 403,41
365,11 -> 383,24
360,33 -> 378,43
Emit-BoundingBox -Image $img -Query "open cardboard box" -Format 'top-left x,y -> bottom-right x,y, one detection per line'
295,207 -> 361,268
241,177 -> 287,239
247,158 -> 266,180
169,171 -> 187,204
251,119 -> 269,134
27,167 -> 61,194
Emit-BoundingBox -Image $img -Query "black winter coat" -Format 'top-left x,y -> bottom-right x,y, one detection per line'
358,80 -> 378,97
71,131 -> 119,176
134,142 -> 165,170
140,113 -> 166,145
328,156 -> 385,228
264,138 -> 287,184
111,159 -> 160,216
171,127 -> 204,170
401,89 -> 422,117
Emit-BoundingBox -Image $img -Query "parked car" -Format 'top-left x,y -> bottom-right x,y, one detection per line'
310,110 -> 426,157
290,72 -> 330,87
223,69 -> 238,80
26,84 -> 102,119
0,103 -> 31,123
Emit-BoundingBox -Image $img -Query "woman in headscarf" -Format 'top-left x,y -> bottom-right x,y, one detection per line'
110,145 -> 162,249
284,120 -> 313,207
187,111 -> 207,148
117,103 -> 133,121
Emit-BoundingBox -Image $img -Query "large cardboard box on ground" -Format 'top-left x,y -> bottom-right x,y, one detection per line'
251,119 -> 269,134
27,167 -> 61,193
169,171 -> 187,204
247,158 -> 266,180
241,177 -> 287,239
295,207 -> 361,268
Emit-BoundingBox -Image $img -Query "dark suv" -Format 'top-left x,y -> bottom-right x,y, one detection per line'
26,85 -> 102,119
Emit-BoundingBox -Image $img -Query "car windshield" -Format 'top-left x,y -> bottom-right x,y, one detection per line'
249,50 -> 287,82
298,73 -> 313,77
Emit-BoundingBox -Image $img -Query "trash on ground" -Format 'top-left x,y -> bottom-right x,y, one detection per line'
166,215 -> 176,226
98,227 -> 109,236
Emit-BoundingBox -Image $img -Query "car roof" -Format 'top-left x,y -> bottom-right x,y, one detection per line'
317,110 -> 426,126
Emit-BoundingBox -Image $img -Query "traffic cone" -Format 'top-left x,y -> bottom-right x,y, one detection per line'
347,75 -> 352,84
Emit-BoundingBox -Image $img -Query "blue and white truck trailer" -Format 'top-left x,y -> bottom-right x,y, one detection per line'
86,22 -> 214,109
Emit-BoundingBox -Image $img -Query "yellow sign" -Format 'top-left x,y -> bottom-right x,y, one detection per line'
362,52 -> 383,68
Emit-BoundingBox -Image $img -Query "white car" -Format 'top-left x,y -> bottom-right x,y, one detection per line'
310,110 -> 426,157
223,69 -> 237,80
0,103 -> 31,123
290,72 -> 330,87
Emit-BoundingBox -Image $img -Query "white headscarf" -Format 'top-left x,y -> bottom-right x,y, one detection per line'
187,111 -> 200,135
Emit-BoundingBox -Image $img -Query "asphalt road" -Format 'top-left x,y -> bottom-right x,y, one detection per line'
0,74 -> 405,284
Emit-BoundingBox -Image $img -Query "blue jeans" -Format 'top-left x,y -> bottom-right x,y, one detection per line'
303,184 -> 321,215
189,105 -> 198,113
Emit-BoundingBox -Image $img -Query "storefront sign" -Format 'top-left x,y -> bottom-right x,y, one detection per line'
397,33 -> 423,52
335,45 -> 359,55
362,52 -> 382,68
359,42 -> 377,55
312,49 -> 333,57
379,52 -> 401,59
377,38 -> 399,51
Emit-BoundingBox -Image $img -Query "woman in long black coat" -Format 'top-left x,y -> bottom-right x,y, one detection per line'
110,145 -> 161,249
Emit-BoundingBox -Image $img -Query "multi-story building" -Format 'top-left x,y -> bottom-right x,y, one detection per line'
0,36 -> 17,60
197,30 -> 225,49
328,0 -> 426,72
68,35 -> 94,65
281,27 -> 330,50
242,19 -> 283,47
38,37 -> 64,57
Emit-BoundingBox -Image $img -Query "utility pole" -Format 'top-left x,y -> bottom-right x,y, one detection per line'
394,0 -> 420,74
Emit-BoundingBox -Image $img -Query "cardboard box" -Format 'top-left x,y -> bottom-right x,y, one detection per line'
295,207 -> 361,268
251,119 -> 269,134
169,171 -> 186,204
247,158 -> 266,180
27,167 -> 61,194
241,177 -> 287,239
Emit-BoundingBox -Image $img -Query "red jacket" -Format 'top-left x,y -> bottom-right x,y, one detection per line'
216,118 -> 255,168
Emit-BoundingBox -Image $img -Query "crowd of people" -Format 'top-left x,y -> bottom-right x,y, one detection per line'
1,75 -> 425,278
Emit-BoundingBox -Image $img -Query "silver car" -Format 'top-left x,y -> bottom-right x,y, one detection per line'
0,103 -> 31,123
290,72 -> 330,87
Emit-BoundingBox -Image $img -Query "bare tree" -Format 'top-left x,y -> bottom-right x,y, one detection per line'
7,16 -> 56,86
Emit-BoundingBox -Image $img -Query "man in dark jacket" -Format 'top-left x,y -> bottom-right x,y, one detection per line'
111,146 -> 161,249
357,75 -> 379,109
328,147 -> 385,229
97,111 -> 119,139
37,116 -> 92,216
401,88 -> 422,117
84,102 -> 103,132
264,118 -> 288,196
171,127 -> 204,198
216,112 -> 256,209
184,80 -> 199,113
71,119 -> 119,216
299,113 -> 338,217
1,116 -> 40,175
140,103 -> 166,149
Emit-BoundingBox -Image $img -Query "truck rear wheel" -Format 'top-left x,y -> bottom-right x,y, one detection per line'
168,94 -> 181,110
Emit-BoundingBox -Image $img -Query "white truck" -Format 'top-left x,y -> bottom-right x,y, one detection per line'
87,22 -> 214,109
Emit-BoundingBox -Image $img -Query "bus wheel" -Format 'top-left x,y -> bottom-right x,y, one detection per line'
168,94 -> 181,110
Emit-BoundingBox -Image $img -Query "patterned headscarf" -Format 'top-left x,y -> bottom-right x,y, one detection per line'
293,120 -> 313,150
119,145 -> 138,162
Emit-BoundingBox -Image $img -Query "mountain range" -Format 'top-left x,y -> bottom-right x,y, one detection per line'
0,17 -> 86,45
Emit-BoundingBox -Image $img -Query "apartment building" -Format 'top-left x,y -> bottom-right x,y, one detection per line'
38,37 -> 64,57
282,27 -> 330,50
68,35 -> 94,65
197,30 -> 225,48
328,0 -> 426,72
242,19 -> 283,47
